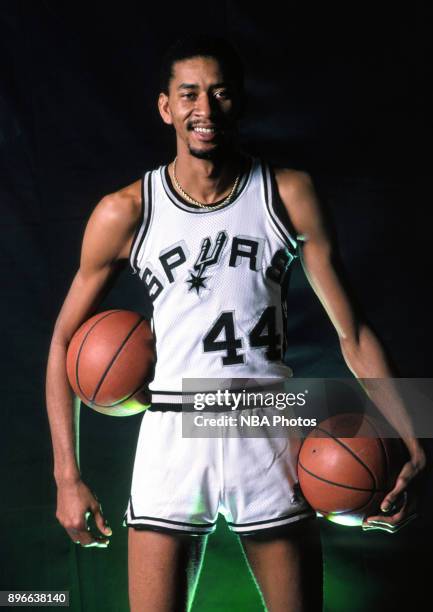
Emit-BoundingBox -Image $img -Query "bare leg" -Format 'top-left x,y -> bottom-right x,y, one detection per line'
128,528 -> 208,612
239,518 -> 323,612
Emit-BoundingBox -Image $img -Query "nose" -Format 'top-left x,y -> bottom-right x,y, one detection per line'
194,92 -> 213,118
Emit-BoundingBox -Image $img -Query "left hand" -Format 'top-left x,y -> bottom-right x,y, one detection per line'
362,447 -> 426,534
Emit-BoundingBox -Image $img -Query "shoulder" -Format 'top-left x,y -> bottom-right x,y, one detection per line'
92,180 -> 142,229
83,179 -> 143,261
272,167 -> 314,200
270,166 -> 325,240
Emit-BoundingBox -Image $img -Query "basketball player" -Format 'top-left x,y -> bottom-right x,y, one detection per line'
46,36 -> 426,611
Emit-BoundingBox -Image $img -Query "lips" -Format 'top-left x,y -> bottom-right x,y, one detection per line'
193,131 -> 216,142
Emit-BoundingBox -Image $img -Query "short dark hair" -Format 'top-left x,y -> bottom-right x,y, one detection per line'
159,35 -> 245,99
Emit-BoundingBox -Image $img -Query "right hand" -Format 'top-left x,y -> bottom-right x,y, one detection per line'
56,479 -> 112,548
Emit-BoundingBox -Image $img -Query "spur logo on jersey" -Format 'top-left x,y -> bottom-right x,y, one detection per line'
186,231 -> 228,294
139,231 -> 295,302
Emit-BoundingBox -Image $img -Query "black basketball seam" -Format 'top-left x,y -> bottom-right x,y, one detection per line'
298,461 -> 384,492
75,310 -> 122,403
299,463 -> 379,516
91,316 -> 146,405
315,425 -> 379,490
92,378 -> 150,408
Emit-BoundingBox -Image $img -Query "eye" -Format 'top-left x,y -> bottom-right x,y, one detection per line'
182,93 -> 196,100
215,90 -> 230,99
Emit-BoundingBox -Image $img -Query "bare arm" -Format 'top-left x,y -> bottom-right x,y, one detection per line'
275,168 -> 426,531
46,185 -> 141,546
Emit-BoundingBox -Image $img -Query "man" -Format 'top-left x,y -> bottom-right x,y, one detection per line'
46,35 -> 426,611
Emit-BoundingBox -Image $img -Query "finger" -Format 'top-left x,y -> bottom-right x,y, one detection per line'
379,490 -> 407,515
363,502 -> 407,528
80,536 -> 110,548
66,527 -> 89,543
363,515 -> 418,532
68,511 -> 91,532
93,505 -> 112,537
66,528 -> 110,548
380,480 -> 409,512
362,513 -> 418,534
380,460 -> 418,512
362,495 -> 407,529
362,498 -> 417,532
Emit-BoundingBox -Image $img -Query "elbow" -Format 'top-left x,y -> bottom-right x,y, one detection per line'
340,335 -> 360,367
339,321 -> 368,371
339,323 -> 384,377
50,320 -> 73,353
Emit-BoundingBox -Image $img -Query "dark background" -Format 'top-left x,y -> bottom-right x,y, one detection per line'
1,2 -> 432,610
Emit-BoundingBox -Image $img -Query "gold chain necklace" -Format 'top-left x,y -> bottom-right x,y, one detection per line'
172,157 -> 241,210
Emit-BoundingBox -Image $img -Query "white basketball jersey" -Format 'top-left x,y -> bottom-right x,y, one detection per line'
129,154 -> 298,404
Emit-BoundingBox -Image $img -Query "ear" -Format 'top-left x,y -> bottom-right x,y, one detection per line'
158,93 -> 173,125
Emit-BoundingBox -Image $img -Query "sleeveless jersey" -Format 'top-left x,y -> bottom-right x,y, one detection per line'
129,154 -> 298,404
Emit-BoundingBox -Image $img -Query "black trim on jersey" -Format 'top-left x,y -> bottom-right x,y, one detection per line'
149,379 -> 293,408
150,389 -> 197,397
125,497 -> 216,533
280,248 -> 292,361
148,402 -> 277,412
268,163 -> 299,246
128,175 -> 144,273
281,300 -> 288,357
261,160 -> 297,372
149,390 -> 200,407
161,154 -> 254,214
261,160 -> 298,254
227,511 -> 316,530
129,509 -> 214,529
148,403 -> 184,411
129,171 -> 153,274
150,388 -> 231,399
125,521 -> 215,536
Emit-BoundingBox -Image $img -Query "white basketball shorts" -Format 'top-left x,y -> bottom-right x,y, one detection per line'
123,407 -> 316,535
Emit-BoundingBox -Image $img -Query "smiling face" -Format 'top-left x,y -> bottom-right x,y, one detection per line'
158,56 -> 242,160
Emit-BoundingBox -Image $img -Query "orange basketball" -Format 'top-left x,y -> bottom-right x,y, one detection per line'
66,309 -> 154,416
297,413 -> 407,526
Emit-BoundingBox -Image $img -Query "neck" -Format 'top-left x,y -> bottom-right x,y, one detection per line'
170,149 -> 244,204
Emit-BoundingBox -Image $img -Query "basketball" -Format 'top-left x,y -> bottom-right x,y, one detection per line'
297,413 -> 407,526
66,309 -> 154,416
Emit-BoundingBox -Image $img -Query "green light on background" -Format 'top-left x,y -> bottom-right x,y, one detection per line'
324,514 -> 361,527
